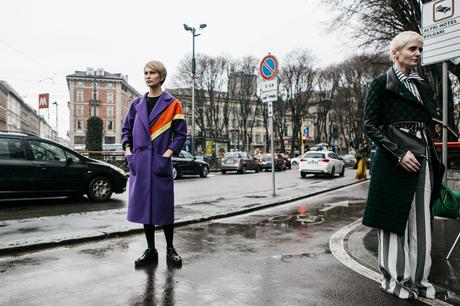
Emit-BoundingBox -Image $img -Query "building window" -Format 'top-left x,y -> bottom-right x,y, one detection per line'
104,136 -> 115,144
107,82 -> 113,89
74,136 -> 85,144
107,106 -> 113,117
107,92 -> 113,103
255,133 -> 261,144
76,91 -> 84,102
76,105 -> 84,116
77,81 -> 83,87
108,120 -> 113,130
76,120 -> 83,130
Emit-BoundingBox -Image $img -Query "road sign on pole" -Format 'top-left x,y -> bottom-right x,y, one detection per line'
259,54 -> 279,80
422,0 -> 460,65
259,54 -> 279,197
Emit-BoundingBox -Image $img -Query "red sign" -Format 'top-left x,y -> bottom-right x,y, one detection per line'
38,93 -> 49,109
259,54 -> 279,81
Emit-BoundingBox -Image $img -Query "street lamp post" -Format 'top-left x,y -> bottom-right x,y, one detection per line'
52,101 -> 58,138
184,23 -> 206,155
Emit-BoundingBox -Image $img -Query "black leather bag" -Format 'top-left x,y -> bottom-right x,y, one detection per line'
386,125 -> 426,162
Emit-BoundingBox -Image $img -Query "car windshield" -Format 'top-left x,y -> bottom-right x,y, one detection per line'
224,152 -> 241,159
304,152 -> 325,159
262,154 -> 272,160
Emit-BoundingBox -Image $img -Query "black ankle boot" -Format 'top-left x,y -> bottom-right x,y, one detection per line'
135,248 -> 158,267
166,247 -> 182,266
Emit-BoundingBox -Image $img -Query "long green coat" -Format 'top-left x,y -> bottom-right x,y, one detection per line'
362,67 -> 442,235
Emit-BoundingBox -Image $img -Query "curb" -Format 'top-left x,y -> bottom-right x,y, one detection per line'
0,180 -> 366,256
330,219 -> 453,306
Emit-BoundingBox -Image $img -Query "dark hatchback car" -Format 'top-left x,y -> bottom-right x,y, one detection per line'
259,153 -> 286,171
0,131 -> 127,202
172,150 -> 209,179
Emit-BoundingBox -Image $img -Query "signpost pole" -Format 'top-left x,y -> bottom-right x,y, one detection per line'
258,54 -> 279,197
270,105 -> 275,197
442,61 -> 448,182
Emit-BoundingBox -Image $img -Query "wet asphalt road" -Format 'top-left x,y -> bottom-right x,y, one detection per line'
0,168 -> 356,221
0,183 -> 428,306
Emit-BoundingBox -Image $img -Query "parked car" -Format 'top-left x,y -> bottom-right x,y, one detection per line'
221,151 -> 259,174
340,154 -> 355,168
172,150 -> 209,179
291,155 -> 302,167
299,150 -> 345,178
0,131 -> 127,202
282,154 -> 292,169
259,153 -> 286,171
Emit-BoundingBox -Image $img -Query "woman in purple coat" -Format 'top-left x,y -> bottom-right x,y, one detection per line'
121,60 -> 187,267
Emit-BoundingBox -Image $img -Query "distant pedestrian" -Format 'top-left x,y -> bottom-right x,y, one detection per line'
121,60 -> 187,267
362,31 -> 444,300
354,139 -> 369,180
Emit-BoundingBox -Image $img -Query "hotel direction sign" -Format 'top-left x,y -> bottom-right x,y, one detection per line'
422,0 -> 460,65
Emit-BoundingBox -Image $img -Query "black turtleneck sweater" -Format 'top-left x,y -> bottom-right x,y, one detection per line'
147,96 -> 160,115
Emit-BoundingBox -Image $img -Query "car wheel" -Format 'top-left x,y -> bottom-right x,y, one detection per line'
238,165 -> 246,174
330,167 -> 335,178
173,166 -> 178,180
301,172 -> 307,178
221,169 -> 226,174
200,165 -> 209,178
87,177 -> 113,202
340,166 -> 345,177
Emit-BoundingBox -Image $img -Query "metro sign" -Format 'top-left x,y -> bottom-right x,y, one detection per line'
38,93 -> 49,109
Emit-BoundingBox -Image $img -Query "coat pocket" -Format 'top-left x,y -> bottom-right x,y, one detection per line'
153,155 -> 172,177
125,154 -> 137,176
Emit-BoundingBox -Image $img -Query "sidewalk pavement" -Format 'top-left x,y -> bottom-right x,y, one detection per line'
346,218 -> 460,305
0,176 -> 360,254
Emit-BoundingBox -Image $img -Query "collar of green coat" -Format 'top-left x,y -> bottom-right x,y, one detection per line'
385,67 -> 436,118
385,67 -> 423,105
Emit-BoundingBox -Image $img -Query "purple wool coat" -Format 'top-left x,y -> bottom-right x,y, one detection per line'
121,91 -> 187,225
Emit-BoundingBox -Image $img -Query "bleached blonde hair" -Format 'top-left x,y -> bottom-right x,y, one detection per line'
144,60 -> 167,85
390,31 -> 423,61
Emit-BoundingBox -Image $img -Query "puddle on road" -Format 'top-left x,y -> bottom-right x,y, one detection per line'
0,256 -> 58,273
257,201 -> 366,229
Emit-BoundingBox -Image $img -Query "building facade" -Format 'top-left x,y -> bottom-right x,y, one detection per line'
0,81 -> 55,139
66,68 -> 141,149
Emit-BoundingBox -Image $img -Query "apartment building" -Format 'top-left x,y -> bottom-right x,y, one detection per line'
66,68 -> 141,149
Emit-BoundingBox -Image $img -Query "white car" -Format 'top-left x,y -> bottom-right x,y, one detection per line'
299,150 -> 345,178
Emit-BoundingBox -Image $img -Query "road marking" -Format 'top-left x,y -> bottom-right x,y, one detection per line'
329,218 -> 453,306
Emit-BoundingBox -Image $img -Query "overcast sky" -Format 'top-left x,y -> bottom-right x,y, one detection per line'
0,0 -> 353,138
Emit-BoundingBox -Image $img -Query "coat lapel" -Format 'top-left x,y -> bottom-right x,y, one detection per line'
135,94 -> 150,132
385,67 -> 423,106
148,91 -> 174,126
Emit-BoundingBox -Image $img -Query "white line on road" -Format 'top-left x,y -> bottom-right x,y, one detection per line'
329,218 -> 453,306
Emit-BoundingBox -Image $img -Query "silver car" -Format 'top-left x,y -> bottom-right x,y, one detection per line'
221,151 -> 260,174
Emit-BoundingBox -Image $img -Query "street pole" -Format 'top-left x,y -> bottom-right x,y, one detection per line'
442,61 -> 448,182
270,115 -> 275,196
184,23 -> 206,155
52,101 -> 58,138
192,30 -> 196,155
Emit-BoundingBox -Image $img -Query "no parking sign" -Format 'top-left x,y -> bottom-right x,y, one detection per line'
259,54 -> 279,80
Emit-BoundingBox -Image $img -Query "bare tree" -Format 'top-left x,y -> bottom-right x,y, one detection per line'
279,49 -> 317,156
228,56 -> 259,151
334,54 -> 389,150
322,0 -> 459,137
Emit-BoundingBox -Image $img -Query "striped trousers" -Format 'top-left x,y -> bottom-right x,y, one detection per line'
377,156 -> 435,300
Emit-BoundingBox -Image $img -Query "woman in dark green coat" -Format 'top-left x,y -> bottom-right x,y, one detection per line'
362,31 -> 443,300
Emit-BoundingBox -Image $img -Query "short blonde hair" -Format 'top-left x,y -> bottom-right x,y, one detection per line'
390,31 -> 423,52
144,60 -> 167,85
